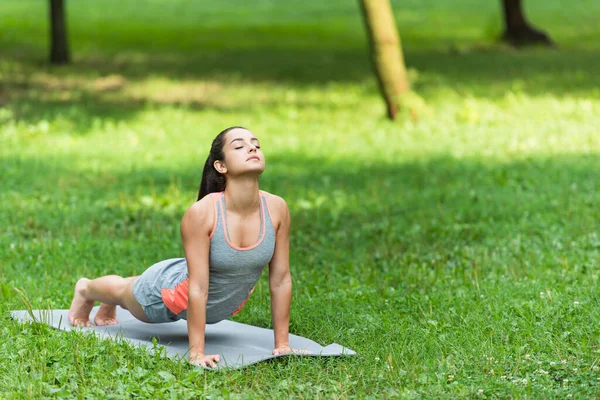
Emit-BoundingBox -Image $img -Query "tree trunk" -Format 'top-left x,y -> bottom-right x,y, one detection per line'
49,0 -> 70,64
358,0 -> 409,120
501,0 -> 553,47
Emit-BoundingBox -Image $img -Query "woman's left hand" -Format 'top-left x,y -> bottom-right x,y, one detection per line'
272,346 -> 309,355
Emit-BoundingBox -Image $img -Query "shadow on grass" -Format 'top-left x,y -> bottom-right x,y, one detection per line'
2,44 -> 599,129
2,151 -> 598,254
1,151 -> 599,323
71,47 -> 600,98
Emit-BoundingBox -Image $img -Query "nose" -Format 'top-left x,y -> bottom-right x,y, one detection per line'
248,143 -> 257,152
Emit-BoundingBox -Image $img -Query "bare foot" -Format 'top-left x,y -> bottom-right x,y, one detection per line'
68,278 -> 94,327
94,303 -> 118,326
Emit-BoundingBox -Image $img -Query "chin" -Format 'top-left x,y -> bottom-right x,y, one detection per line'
248,161 -> 265,170
240,165 -> 265,176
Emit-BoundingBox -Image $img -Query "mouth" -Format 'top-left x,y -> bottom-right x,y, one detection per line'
246,156 -> 260,161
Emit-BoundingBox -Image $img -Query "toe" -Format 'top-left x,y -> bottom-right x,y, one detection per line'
72,318 -> 93,327
95,317 -> 118,326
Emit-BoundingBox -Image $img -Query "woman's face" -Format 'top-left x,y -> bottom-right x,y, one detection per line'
215,128 -> 265,177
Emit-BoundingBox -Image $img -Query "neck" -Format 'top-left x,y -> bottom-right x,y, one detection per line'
223,177 -> 260,214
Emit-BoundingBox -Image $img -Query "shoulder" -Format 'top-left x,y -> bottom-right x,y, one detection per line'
260,191 -> 290,232
260,190 -> 289,217
181,193 -> 217,236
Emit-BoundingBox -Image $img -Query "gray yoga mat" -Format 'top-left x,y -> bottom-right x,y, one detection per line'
10,306 -> 355,369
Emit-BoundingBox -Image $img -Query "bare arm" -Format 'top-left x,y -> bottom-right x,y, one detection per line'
180,197 -> 219,367
268,197 -> 293,353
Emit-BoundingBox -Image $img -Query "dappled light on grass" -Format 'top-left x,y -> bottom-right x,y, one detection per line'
1,0 -> 600,397
2,93 -> 600,399
2,70 -> 600,398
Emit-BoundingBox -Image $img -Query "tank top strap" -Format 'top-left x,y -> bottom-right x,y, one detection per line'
259,191 -> 277,233
208,192 -> 223,239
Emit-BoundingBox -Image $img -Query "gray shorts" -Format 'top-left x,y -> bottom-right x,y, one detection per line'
132,258 -> 187,323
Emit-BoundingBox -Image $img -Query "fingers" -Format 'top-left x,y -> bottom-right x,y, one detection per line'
273,347 -> 290,355
192,360 -> 214,369
273,347 -> 291,355
272,347 -> 289,355
208,355 -> 220,368
190,354 -> 221,369
273,347 -> 310,355
201,359 -> 216,369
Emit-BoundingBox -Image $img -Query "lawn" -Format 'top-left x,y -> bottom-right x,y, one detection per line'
1,0 -> 600,398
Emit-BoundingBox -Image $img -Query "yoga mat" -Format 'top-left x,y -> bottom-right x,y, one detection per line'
10,306 -> 355,369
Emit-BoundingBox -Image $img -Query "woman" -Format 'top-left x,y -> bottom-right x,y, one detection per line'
68,126 -> 294,368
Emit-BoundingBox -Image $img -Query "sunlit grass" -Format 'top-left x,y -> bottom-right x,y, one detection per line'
1,0 -> 600,398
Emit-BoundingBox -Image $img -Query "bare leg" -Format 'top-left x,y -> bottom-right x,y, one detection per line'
68,275 -> 149,326
68,278 -> 95,327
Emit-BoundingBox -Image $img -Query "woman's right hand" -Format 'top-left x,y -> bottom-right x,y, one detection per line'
190,353 -> 221,368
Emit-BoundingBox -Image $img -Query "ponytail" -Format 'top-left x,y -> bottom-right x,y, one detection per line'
196,126 -> 247,201
197,155 -> 226,200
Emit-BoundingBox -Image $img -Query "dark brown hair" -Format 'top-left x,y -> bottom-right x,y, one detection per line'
197,126 -> 247,200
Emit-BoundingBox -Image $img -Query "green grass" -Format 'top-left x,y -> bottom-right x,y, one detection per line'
1,0 -> 600,398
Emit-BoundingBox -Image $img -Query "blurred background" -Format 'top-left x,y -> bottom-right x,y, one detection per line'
1,0 -> 599,397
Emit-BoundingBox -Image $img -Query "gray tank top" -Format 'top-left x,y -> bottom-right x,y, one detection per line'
163,191 -> 276,323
